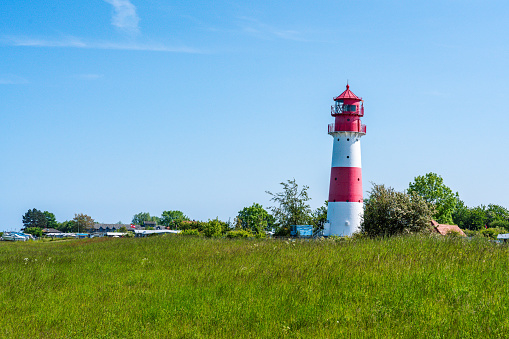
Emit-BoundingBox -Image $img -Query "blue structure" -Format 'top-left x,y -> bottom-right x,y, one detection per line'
290,225 -> 313,238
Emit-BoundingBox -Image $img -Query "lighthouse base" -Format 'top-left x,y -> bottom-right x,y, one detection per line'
324,201 -> 363,237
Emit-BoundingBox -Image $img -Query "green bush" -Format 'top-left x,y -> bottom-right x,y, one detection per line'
176,220 -> 205,231
203,219 -> 223,237
179,229 -> 200,236
361,184 -> 434,237
24,227 -> 43,238
479,227 -> 506,240
489,220 -> 509,231
226,230 -> 253,238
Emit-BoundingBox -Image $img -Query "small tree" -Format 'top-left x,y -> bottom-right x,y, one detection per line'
361,184 -> 434,237
266,179 -> 312,236
160,210 -> 190,229
236,203 -> 273,235
408,173 -> 459,224
73,213 -> 95,233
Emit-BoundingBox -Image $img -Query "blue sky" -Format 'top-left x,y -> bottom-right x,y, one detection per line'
1,0 -> 508,231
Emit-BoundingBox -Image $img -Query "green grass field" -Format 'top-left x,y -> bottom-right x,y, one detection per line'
1,235 -> 508,338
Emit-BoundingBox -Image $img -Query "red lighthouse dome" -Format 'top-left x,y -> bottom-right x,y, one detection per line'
329,84 -> 366,134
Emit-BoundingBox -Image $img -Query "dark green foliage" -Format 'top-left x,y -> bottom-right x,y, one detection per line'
266,179 -> 312,236
453,204 -> 488,230
486,204 -> 509,225
489,220 -> 509,231
311,201 -> 328,233
408,172 -> 459,224
22,208 -> 47,230
160,210 -> 189,229
453,203 -> 509,231
361,184 -> 434,236
24,227 -> 42,237
56,220 -> 76,233
43,211 -> 58,229
236,203 -> 273,235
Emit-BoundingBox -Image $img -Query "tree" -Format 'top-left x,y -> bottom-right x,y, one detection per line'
43,211 -> 58,229
236,203 -> 274,235
57,220 -> 76,233
203,219 -> 226,237
486,204 -> 509,225
311,201 -> 328,233
22,208 -> 47,230
407,173 -> 459,224
73,213 -> 95,233
361,184 -> 434,237
266,179 -> 312,236
131,212 -> 160,226
160,210 -> 190,229
24,227 -> 42,237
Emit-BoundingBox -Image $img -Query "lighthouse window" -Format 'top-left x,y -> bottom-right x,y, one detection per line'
342,105 -> 357,112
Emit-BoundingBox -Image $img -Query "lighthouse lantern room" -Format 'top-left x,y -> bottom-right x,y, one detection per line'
324,84 -> 366,237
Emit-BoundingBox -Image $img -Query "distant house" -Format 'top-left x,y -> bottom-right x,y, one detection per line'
90,224 -> 138,234
143,221 -> 156,228
431,220 -> 466,236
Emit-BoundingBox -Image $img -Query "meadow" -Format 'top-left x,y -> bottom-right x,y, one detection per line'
1,235 -> 509,338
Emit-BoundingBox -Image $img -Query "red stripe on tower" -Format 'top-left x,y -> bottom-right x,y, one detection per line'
328,167 -> 363,203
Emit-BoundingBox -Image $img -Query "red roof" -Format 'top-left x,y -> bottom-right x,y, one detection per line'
431,220 -> 466,236
334,84 -> 361,101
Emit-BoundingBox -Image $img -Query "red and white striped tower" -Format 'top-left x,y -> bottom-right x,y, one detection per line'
323,84 -> 366,236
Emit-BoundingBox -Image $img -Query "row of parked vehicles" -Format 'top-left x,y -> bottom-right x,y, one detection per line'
1,232 -> 35,241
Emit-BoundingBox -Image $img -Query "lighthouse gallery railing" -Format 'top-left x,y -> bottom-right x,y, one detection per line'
328,123 -> 366,134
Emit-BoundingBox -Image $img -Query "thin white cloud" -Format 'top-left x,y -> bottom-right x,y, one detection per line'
0,75 -> 29,85
237,17 -> 306,42
103,0 -> 140,34
7,36 -> 203,53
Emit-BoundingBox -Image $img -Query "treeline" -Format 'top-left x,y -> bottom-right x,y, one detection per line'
131,179 -> 327,237
362,172 -> 509,238
20,173 -> 508,239
20,179 -> 327,238
21,209 -> 96,237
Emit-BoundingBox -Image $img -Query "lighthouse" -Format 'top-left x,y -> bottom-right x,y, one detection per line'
323,84 -> 366,237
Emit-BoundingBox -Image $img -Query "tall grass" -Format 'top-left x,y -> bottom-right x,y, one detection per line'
1,235 -> 508,338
